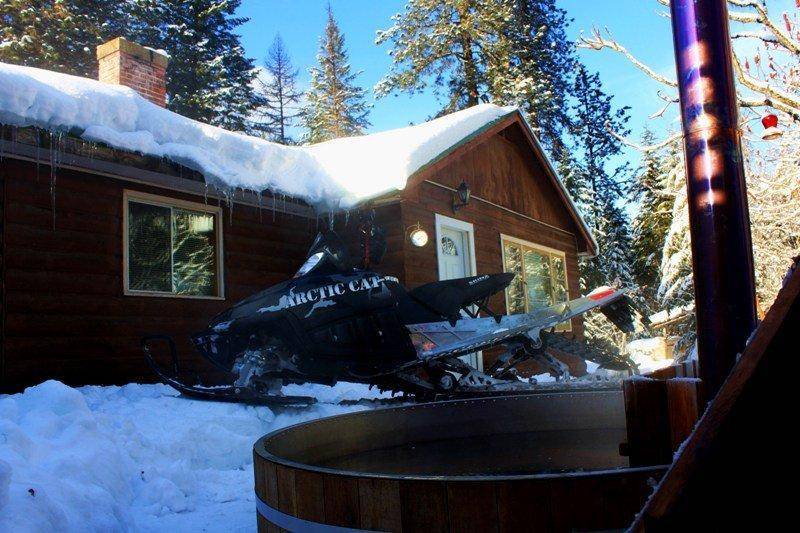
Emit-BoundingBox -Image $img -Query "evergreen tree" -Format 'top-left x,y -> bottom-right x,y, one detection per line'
303,6 -> 370,143
491,0 -> 575,150
255,35 -> 302,144
564,66 -> 635,352
375,0 -> 512,114
630,129 -> 677,310
130,0 -> 260,132
566,65 -> 633,288
0,0 -> 124,77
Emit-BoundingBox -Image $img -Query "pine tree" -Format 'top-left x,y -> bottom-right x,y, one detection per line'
303,6 -> 370,143
254,35 -> 302,144
630,129 -> 677,310
656,155 -> 695,353
490,0 -> 575,150
375,0 -> 512,114
566,66 -> 633,284
129,0 -> 260,132
0,0 -> 124,77
565,66 -> 634,350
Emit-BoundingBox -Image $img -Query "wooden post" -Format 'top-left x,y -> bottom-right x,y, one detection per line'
623,377 -> 705,466
666,378 -> 704,451
623,379 -> 672,466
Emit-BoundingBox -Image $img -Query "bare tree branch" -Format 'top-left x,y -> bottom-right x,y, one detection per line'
727,0 -> 800,54
605,121 -> 683,153
650,101 -> 673,119
578,27 -> 678,88
728,10 -> 761,24
658,0 -> 800,53
732,50 -> 800,114
731,30 -> 779,44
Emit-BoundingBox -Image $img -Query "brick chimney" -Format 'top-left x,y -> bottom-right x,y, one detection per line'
97,37 -> 169,107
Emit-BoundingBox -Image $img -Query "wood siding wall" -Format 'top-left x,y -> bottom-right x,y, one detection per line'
0,122 -> 588,389
398,129 -> 585,372
0,158 -> 315,391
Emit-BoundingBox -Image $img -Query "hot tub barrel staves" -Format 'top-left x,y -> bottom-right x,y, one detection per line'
253,392 -> 667,532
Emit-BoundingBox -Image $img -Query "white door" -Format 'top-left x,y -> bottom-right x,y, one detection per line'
440,227 -> 469,280
435,214 -> 482,370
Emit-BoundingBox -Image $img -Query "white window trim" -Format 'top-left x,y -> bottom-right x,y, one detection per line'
123,189 -> 225,300
434,213 -> 482,370
499,233 -> 571,332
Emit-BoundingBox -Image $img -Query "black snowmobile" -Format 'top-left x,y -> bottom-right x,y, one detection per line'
143,231 -> 635,405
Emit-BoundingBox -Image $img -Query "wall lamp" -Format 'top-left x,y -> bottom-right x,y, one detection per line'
452,181 -> 471,212
407,222 -> 429,247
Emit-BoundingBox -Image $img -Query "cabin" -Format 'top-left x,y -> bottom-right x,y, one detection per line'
0,38 -> 596,392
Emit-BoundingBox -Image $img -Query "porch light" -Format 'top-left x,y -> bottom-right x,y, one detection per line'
761,112 -> 783,141
407,223 -> 429,247
452,181 -> 471,212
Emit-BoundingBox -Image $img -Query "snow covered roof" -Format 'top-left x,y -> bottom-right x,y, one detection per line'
0,61 -> 596,253
0,61 -> 513,208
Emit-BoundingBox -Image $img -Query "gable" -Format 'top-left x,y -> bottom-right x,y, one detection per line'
404,116 -> 596,256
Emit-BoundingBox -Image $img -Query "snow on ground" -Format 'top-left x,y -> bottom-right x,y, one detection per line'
626,337 -> 675,374
0,61 -> 515,208
0,380 -> 391,532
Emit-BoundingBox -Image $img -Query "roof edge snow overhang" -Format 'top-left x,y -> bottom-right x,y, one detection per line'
404,110 -> 598,257
0,136 -> 316,218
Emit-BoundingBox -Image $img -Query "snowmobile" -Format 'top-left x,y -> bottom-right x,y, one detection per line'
142,231 -> 635,406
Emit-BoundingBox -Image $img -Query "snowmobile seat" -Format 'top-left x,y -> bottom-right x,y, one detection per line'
408,273 -> 514,323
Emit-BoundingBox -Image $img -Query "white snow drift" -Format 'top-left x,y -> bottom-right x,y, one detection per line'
0,61 -> 515,208
0,380 -> 390,532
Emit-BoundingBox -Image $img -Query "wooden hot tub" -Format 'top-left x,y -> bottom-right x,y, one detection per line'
253,390 -> 665,532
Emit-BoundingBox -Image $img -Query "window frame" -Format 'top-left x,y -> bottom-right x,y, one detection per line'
123,189 -> 225,300
499,234 -> 571,332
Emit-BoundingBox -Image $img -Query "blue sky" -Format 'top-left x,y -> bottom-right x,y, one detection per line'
237,0 -> 681,166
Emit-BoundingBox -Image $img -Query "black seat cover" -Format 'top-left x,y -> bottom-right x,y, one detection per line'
408,273 -> 514,321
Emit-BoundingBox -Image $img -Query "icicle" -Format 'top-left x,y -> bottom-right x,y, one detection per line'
49,131 -> 63,231
225,187 -> 234,226
35,129 -> 41,183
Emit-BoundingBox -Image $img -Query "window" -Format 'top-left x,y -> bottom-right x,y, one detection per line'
441,236 -> 459,256
501,236 -> 570,331
124,191 -> 223,298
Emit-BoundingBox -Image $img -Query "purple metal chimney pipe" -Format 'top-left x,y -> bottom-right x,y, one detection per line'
669,0 -> 758,398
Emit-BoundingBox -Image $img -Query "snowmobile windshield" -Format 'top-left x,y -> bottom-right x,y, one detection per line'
295,252 -> 325,277
294,231 -> 352,277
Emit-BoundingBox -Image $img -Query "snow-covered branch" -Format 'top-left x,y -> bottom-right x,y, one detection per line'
605,121 -> 683,153
727,0 -> 800,54
731,50 -> 800,116
577,27 -> 677,88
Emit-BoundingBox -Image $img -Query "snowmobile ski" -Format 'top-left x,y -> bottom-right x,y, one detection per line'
142,335 -> 316,407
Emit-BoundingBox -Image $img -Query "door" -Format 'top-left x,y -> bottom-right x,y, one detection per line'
440,227 -> 469,280
435,214 -> 481,369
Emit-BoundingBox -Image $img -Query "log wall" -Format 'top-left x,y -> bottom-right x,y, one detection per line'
0,158 -> 315,391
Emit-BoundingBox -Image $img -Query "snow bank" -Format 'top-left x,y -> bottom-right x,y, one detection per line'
0,380 -> 390,532
627,337 -> 674,374
0,62 -> 515,208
